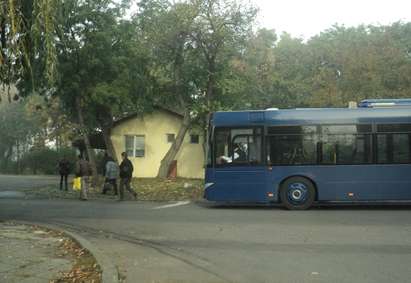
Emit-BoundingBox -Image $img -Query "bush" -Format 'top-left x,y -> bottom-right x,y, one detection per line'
0,160 -> 19,174
21,147 -> 77,175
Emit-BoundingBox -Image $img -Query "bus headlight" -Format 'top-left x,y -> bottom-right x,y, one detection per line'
204,183 -> 214,190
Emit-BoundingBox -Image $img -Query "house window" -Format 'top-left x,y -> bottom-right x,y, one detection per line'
125,135 -> 145,157
190,134 -> 200,144
167,133 -> 175,143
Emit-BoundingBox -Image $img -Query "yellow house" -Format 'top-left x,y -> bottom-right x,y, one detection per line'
110,109 -> 205,179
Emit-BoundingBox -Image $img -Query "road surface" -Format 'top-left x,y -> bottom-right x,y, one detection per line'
1,174 -> 411,282
0,174 -> 61,190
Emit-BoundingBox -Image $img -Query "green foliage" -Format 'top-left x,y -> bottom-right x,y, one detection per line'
0,0 -> 58,95
0,102 -> 42,171
137,0 -> 257,122
223,22 -> 411,110
304,23 -> 411,107
190,0 -> 258,112
55,0 -> 153,130
0,97 -> 74,173
21,147 -> 77,175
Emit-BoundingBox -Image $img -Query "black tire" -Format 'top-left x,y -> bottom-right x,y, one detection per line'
280,176 -> 316,210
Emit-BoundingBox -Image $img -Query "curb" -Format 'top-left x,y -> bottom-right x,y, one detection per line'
14,220 -> 119,283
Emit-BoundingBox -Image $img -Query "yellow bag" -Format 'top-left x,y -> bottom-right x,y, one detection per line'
73,177 -> 82,191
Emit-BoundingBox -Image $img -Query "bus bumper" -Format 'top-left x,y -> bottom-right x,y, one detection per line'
204,182 -> 215,200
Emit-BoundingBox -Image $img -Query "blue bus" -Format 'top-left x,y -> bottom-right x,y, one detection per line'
204,102 -> 411,209
359,98 -> 411,108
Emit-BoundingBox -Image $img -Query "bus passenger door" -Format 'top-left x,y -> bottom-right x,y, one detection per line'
213,166 -> 268,202
211,127 -> 268,202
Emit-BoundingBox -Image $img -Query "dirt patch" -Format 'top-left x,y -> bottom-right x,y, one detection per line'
1,222 -> 101,283
26,224 -> 102,283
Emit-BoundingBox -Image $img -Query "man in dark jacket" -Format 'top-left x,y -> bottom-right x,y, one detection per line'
58,157 -> 70,191
119,152 -> 137,200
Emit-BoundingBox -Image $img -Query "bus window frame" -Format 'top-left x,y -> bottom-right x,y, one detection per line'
375,122 -> 411,165
266,133 -> 319,166
319,133 -> 373,165
206,125 -> 214,168
266,123 -> 374,166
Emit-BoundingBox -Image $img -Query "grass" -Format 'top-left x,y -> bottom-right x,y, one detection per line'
20,177 -> 204,201
132,178 -> 204,201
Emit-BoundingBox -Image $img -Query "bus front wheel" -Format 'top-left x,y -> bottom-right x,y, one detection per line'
280,177 -> 315,210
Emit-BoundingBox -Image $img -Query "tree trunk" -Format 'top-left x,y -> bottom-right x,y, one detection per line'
16,140 -> 20,174
156,33 -> 191,179
102,125 -> 118,163
75,97 -> 98,186
55,135 -> 60,151
157,111 -> 190,179
205,56 -> 217,107
206,69 -> 215,107
3,145 -> 12,172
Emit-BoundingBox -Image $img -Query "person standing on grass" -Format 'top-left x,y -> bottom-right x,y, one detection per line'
100,152 -> 110,176
119,152 -> 137,201
102,156 -> 119,195
58,157 -> 70,191
75,155 -> 91,201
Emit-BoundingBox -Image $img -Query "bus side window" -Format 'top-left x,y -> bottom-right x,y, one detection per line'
322,139 -> 337,164
232,136 -> 248,162
321,134 -> 372,165
267,135 -> 317,165
377,133 -> 411,164
214,129 -> 231,165
248,136 -> 262,163
231,135 -> 262,164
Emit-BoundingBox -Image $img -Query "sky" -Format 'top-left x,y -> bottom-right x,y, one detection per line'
253,0 -> 411,39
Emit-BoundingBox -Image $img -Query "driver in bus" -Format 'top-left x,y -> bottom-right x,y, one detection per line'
217,143 -> 247,164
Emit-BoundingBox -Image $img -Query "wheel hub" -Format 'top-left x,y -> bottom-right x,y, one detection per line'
292,189 -> 302,200
287,182 -> 308,204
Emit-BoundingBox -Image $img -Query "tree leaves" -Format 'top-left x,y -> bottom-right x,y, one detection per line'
1,0 -> 58,93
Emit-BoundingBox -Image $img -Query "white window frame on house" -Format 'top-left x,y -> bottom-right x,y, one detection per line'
166,133 -> 175,143
125,135 -> 145,157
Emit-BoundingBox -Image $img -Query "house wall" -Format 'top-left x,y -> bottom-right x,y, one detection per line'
110,110 -> 205,179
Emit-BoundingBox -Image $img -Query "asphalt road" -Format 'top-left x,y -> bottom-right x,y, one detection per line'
2,174 -> 411,283
0,174 -> 61,190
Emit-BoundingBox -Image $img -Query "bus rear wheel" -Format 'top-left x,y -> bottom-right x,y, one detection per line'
280,177 -> 315,210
